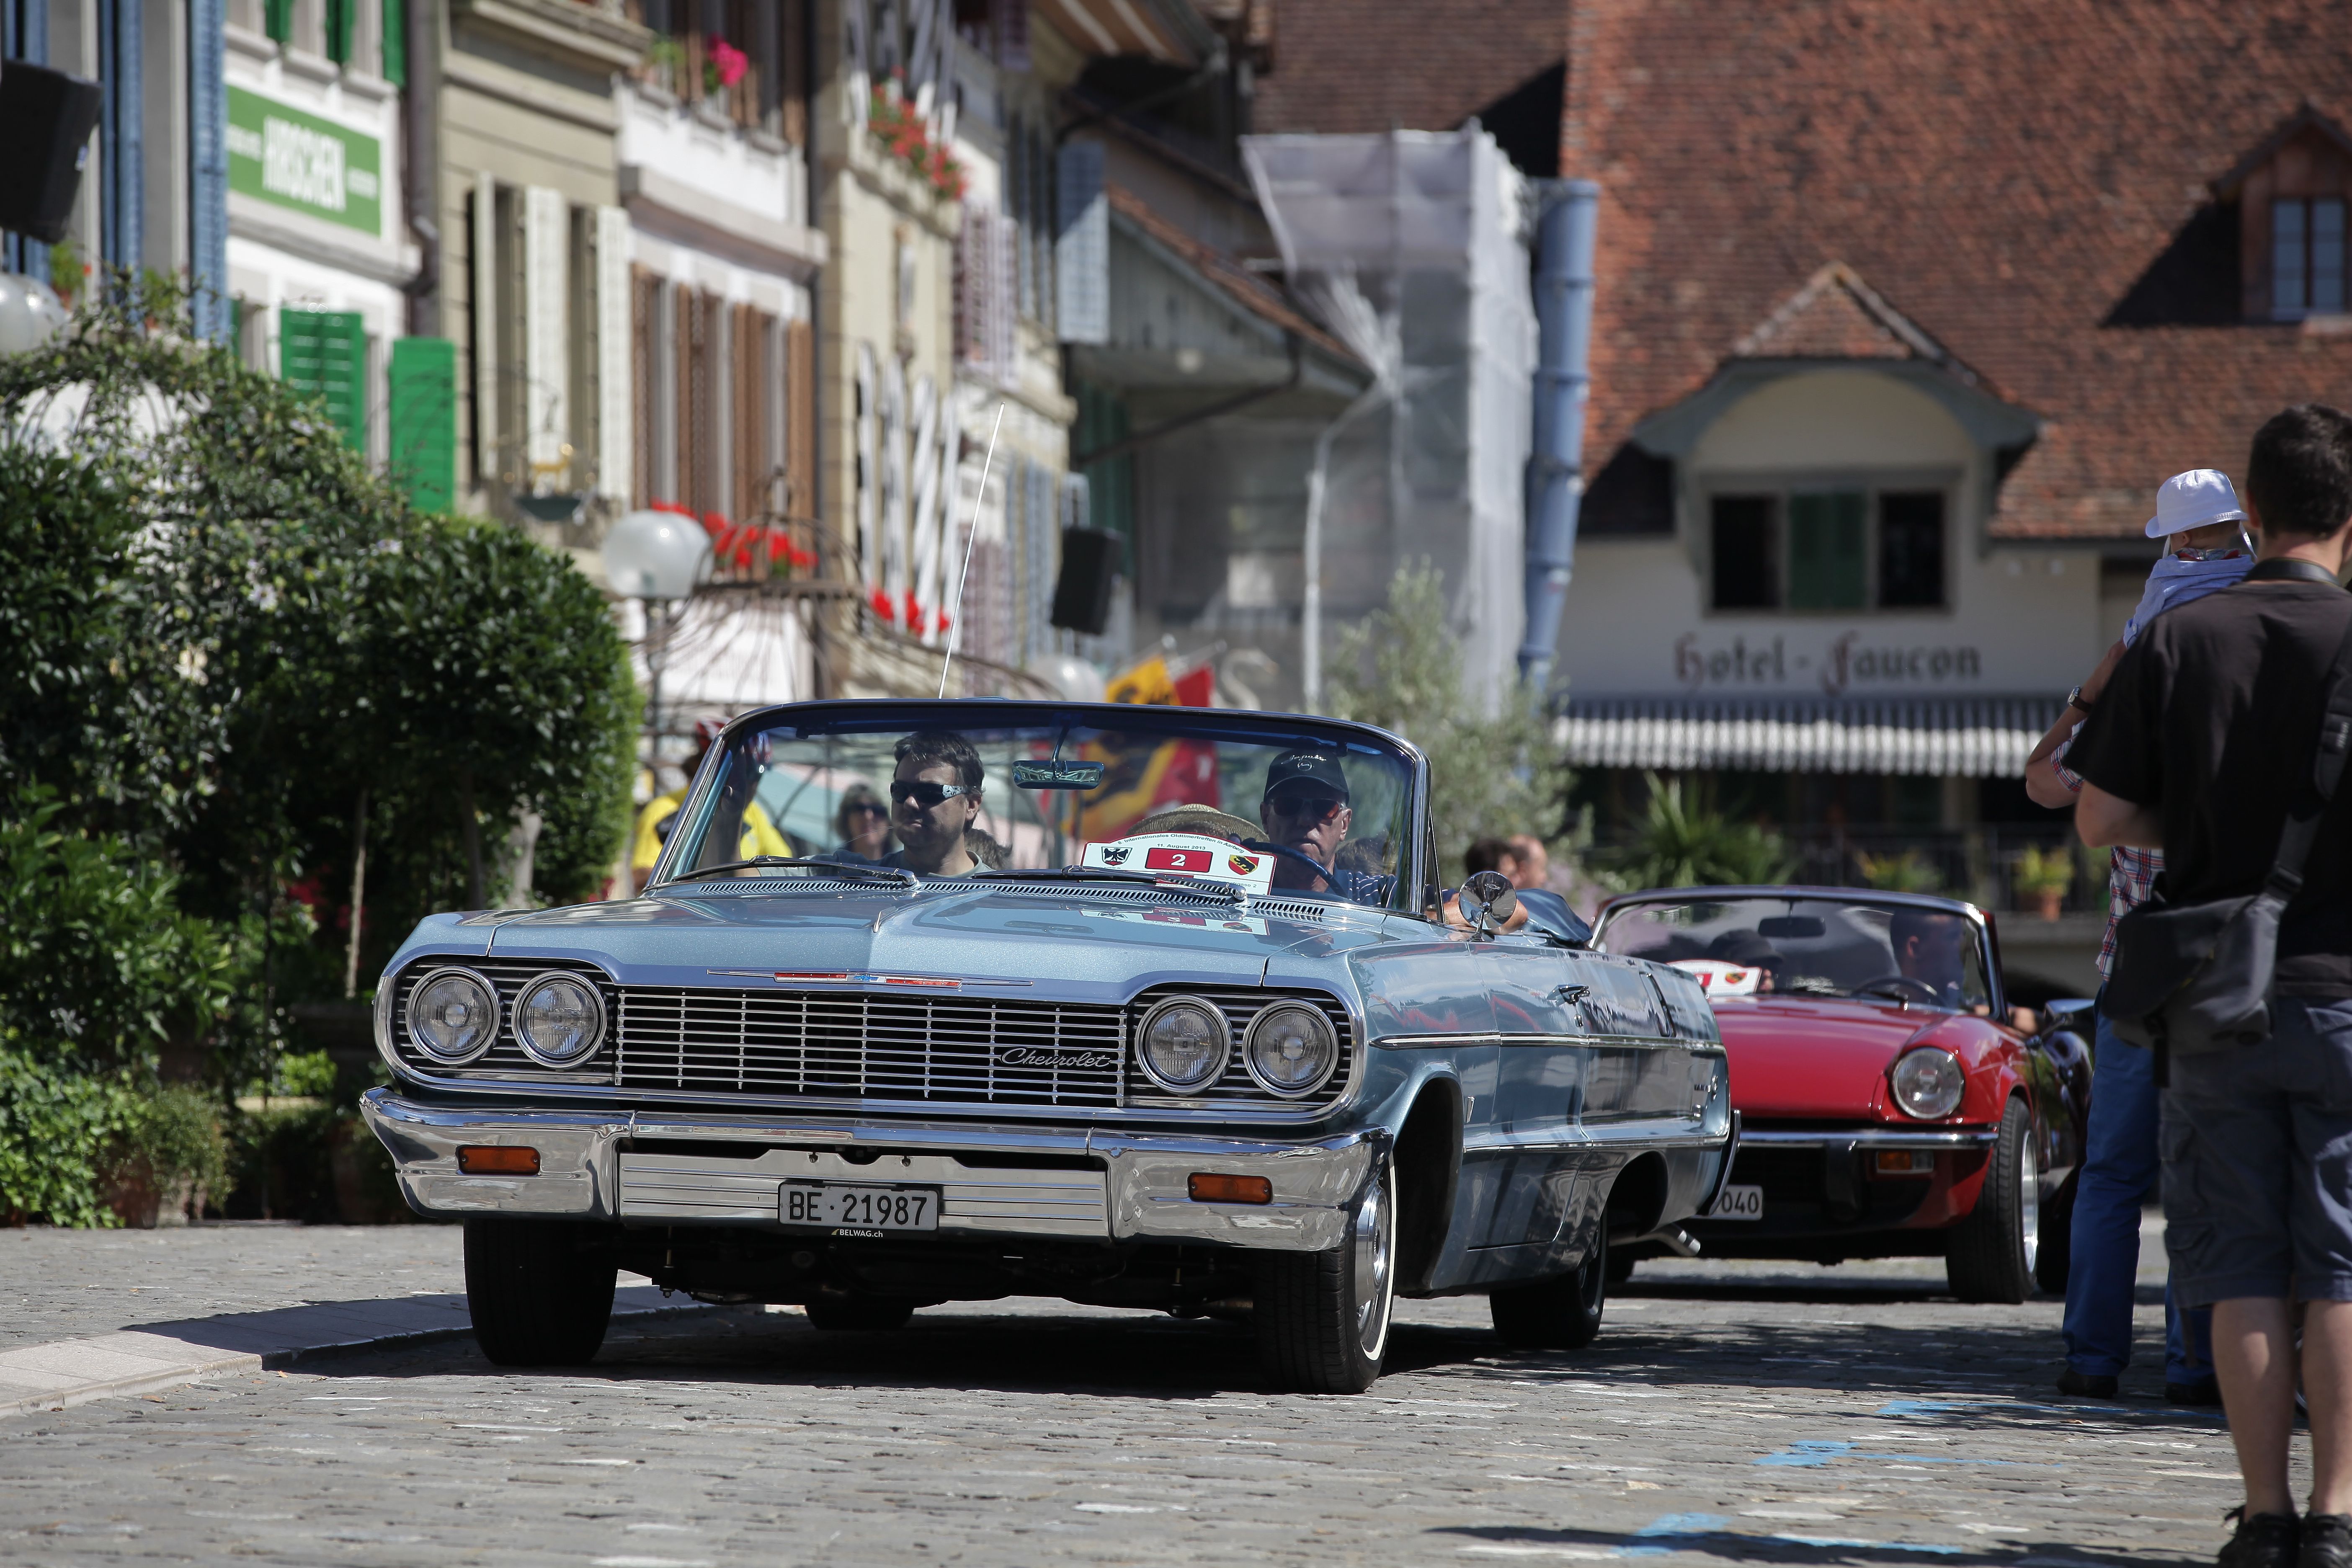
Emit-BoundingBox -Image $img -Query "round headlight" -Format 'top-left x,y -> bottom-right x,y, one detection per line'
408,968 -> 498,1063
1138,998 -> 1229,1092
1889,1047 -> 1965,1119
1245,1001 -> 1339,1098
515,972 -> 606,1067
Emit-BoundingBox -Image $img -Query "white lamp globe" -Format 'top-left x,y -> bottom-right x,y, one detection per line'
0,272 -> 67,356
602,510 -> 711,600
1026,652 -> 1106,703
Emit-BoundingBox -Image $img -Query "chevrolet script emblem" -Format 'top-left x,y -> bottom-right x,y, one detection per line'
994,1047 -> 1118,1070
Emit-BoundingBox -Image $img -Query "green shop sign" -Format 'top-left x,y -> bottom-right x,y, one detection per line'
225,86 -> 381,235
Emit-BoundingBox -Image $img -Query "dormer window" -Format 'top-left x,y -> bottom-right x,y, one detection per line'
2219,110 -> 2352,323
2274,197 -> 2348,319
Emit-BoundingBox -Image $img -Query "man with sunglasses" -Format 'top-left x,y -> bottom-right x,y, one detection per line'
1251,750 -> 1393,905
880,730 -> 986,877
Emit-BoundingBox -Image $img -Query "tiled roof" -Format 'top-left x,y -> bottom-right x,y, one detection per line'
1565,0 -> 2352,541
1104,183 -> 1361,365
1246,0 -> 1565,140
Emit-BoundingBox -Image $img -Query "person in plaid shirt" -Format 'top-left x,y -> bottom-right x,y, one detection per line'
2026,469 -> 2252,1405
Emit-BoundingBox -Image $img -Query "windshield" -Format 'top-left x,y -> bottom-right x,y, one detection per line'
1590,895 -> 1991,1013
655,704 -> 1420,911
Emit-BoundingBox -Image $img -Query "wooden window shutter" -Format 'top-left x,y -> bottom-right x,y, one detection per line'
785,317 -> 815,524
281,308 -> 368,450
389,336 -> 458,512
1786,491 -> 1867,611
630,265 -> 657,507
521,186 -> 570,482
779,0 -> 807,146
470,173 -> 498,486
673,284 -> 697,515
593,206 -> 632,501
699,292 -> 725,517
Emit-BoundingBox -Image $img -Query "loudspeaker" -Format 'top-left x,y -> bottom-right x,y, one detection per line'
1050,527 -> 1120,635
0,61 -> 102,246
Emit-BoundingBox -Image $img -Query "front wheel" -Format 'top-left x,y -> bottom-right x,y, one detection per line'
1947,1096 -> 2037,1304
1490,1233 -> 1609,1349
463,1218 -> 617,1367
1256,1155 -> 1395,1394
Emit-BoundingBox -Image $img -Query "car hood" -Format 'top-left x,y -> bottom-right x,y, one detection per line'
434,884 -> 1391,1000
1709,994 -> 1949,1120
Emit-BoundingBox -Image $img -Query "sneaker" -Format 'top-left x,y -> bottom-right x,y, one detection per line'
2058,1367 -> 2120,1399
2301,1514 -> 2352,1568
2168,1377 -> 2223,1407
2219,1508 -> 2298,1568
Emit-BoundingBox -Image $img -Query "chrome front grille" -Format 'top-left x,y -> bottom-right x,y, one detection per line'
387,962 -> 1354,1116
614,990 -> 1126,1107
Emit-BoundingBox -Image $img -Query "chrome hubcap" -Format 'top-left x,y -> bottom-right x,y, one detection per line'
1353,1168 -> 1394,1360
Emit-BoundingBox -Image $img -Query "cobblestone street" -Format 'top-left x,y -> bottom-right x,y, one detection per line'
0,1227 -> 2249,1568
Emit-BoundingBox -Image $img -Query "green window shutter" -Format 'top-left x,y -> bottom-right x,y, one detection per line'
264,0 -> 292,43
382,0 -> 406,86
1786,491 -> 1866,610
389,337 -> 458,512
326,0 -> 355,62
280,308 -> 367,451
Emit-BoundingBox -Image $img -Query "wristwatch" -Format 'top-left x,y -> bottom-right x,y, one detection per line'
2067,685 -> 2093,712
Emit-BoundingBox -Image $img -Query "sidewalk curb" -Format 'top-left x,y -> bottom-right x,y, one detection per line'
0,1292 -> 718,1422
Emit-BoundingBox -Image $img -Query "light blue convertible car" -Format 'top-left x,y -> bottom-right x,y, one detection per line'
361,700 -> 1734,1393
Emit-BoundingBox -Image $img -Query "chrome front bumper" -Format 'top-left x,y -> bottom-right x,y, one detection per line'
360,1088 -> 1378,1253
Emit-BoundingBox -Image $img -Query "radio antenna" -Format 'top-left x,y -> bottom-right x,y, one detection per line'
937,402 -> 1006,699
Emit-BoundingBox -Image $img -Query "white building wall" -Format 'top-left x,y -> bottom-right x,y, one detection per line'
1558,368 -> 2105,702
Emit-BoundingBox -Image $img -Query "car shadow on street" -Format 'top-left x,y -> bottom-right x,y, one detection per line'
1431,1523 -> 2203,1568
293,1299 -> 2220,1422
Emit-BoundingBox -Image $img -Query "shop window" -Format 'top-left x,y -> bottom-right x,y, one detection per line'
2274,197 -> 2348,319
1709,495 -> 1777,609
1878,491 -> 1945,607
1707,485 -> 1948,614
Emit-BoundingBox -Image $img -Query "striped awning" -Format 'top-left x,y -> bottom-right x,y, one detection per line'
1555,695 -> 2066,778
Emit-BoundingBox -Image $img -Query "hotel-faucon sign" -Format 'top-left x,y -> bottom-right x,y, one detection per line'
1675,632 -> 1983,698
225,87 -> 382,235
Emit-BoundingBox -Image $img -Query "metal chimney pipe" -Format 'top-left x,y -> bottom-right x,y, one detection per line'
1516,178 -> 1599,692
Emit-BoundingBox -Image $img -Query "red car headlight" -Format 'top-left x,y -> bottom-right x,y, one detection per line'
1889,1047 -> 1965,1119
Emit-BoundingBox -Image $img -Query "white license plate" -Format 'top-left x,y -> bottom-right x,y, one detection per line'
1710,1183 -> 1764,1221
779,1182 -> 940,1233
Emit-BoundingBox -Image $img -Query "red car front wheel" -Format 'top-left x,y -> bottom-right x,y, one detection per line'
1947,1097 -> 2038,1304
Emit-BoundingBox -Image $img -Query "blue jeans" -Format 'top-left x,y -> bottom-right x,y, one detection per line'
2061,1008 -> 2214,1384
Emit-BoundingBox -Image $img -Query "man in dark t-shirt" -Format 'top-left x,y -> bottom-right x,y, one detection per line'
2069,405 -> 2352,1568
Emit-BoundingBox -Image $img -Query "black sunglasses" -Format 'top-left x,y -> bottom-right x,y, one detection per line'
890,780 -> 975,808
1266,793 -> 1346,821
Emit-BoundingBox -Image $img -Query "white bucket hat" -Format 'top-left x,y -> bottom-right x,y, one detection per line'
2146,468 -> 2247,539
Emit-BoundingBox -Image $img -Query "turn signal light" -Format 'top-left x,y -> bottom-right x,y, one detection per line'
1188,1172 -> 1272,1205
1873,1150 -> 1934,1175
458,1145 -> 540,1175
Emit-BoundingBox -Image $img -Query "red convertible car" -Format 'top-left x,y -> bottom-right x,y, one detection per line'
1587,887 -> 2091,1303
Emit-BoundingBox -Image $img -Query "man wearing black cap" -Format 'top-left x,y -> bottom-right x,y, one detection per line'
1253,748 -> 1391,904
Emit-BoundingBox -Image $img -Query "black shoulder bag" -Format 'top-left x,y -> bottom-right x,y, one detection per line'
2102,561 -> 2352,1060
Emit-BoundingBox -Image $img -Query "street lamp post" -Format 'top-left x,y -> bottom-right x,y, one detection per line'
601,509 -> 713,787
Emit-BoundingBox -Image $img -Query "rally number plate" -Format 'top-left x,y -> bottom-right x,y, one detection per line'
779,1182 -> 941,1232
1710,1183 -> 1764,1221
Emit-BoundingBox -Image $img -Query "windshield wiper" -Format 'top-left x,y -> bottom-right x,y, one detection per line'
972,866 -> 1245,906
660,856 -> 920,892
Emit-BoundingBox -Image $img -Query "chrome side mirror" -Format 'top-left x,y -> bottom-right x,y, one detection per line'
1459,870 -> 1518,936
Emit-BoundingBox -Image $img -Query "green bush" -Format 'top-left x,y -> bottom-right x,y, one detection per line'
0,274 -> 637,1223
0,1050 -> 132,1228
1600,771 -> 1795,890
1325,563 -> 1572,873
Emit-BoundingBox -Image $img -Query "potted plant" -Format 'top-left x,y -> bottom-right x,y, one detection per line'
2012,844 -> 2074,921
